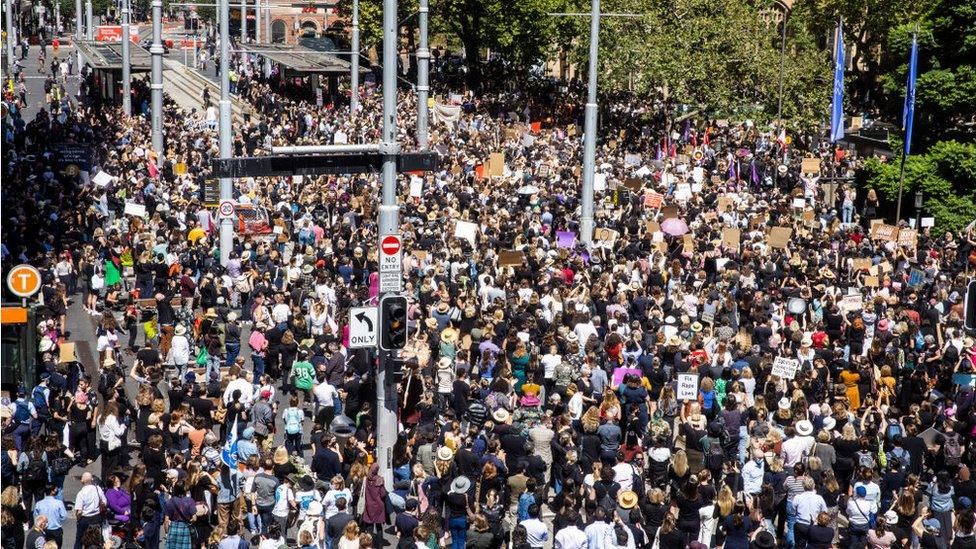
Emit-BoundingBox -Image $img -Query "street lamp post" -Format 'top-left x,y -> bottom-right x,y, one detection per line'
349,0 -> 359,115
150,0 -> 164,156
121,0 -> 131,114
75,0 -> 83,69
4,0 -> 15,76
240,0 -> 246,42
376,0 -> 399,491
218,0 -> 234,264
416,0 -> 429,148
579,0 -> 600,246
775,9 -> 789,123
85,0 -> 93,38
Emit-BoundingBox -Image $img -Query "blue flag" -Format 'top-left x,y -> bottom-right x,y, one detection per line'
902,32 -> 918,157
830,21 -> 846,143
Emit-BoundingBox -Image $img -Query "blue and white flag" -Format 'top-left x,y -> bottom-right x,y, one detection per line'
830,20 -> 846,143
221,416 -> 239,468
902,31 -> 918,157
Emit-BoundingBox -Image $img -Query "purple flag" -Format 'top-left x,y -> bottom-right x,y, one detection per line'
750,160 -> 760,185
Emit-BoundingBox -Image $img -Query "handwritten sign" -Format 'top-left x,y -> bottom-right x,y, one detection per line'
677,373 -> 699,401
487,152 -> 505,177
498,250 -> 525,267
556,231 -> 577,249
898,229 -> 917,248
644,192 -> 664,209
871,224 -> 899,241
842,293 -> 864,312
123,202 -> 147,218
908,268 -> 925,288
771,357 -> 800,379
921,217 -> 935,228
722,228 -> 741,250
768,227 -> 793,249
611,367 -> 643,387
801,157 -> 820,174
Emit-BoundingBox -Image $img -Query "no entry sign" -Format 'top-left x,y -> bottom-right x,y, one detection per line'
379,234 -> 403,293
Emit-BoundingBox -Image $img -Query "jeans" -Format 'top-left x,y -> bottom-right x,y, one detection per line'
225,342 -> 240,368
448,516 -> 467,549
847,523 -> 869,549
786,500 -> 797,548
257,504 -> 274,534
842,203 -> 854,223
252,354 -> 265,378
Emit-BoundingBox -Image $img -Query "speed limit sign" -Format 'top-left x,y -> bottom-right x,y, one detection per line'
218,200 -> 236,219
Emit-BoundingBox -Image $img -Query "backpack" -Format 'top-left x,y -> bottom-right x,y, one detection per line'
32,387 -> 48,412
284,408 -> 302,434
944,434 -> 963,467
856,450 -> 876,470
50,455 -> 73,476
23,456 -> 47,486
703,435 -> 726,471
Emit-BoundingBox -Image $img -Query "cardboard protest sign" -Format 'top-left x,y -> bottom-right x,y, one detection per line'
674,183 -> 692,201
852,258 -> 871,271
594,173 -> 607,192
722,228 -> 741,250
842,293 -> 863,312
683,234 -> 694,253
498,250 -> 525,266
677,373 -> 699,401
801,157 -> 821,174
487,152 -> 505,177
871,223 -> 899,241
624,178 -> 643,192
864,276 -> 880,287
771,357 -> 800,379
717,196 -> 731,212
692,167 -> 705,184
645,221 -> 661,235
59,342 -> 76,363
792,198 -> 806,209
624,153 -> 641,166
409,176 -> 423,198
93,171 -> 115,187
644,192 -> 664,209
701,303 -> 717,324
768,227 -> 793,249
595,228 -> 618,243
898,229 -> 917,248
454,221 -> 478,245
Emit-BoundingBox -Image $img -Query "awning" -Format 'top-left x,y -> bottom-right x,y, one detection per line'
76,40 -> 152,71
242,43 -> 351,74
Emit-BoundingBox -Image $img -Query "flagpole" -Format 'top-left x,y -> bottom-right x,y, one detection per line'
895,25 -> 919,223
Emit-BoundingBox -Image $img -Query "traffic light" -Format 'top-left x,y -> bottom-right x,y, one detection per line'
379,295 -> 408,351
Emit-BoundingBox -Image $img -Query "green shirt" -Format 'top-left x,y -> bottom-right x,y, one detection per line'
292,360 -> 315,391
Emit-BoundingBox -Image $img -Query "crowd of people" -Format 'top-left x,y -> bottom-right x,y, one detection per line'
2,31 -> 976,549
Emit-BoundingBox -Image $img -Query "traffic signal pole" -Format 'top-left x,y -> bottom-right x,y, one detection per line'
375,0 -> 399,491
350,0 -> 360,115
121,0 -> 131,115
150,0 -> 164,156
580,0 -> 599,246
218,0 -> 234,265
416,0 -> 429,149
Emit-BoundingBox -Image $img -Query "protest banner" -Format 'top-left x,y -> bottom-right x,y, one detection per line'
612,368 -> 643,387
487,152 -> 505,177
722,228 -> 740,250
768,227 -> 793,249
556,231 -> 577,248
124,202 -> 147,218
771,357 -> 800,379
454,221 -> 478,245
498,250 -> 525,267
644,192 -> 664,209
871,223 -> 899,241
677,373 -> 699,401
842,293 -> 863,312
921,217 -> 935,228
898,229 -> 917,248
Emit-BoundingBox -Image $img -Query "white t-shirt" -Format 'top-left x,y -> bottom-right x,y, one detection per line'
272,485 -> 293,518
313,381 -> 339,408
322,488 -> 352,519
541,353 -> 561,380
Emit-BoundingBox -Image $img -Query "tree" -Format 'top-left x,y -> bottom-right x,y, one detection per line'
583,0 -> 831,128
862,140 -> 976,235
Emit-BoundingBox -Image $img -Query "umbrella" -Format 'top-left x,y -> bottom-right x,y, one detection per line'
517,185 -> 540,195
661,218 -> 689,236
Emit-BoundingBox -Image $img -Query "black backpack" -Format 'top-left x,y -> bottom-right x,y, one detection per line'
22,456 -> 47,486
703,435 -> 726,471
50,455 -> 73,476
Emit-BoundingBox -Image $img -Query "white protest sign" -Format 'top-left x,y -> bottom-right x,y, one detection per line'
677,373 -> 699,401
93,171 -> 115,187
123,202 -> 147,218
921,217 -> 935,228
454,221 -> 478,245
771,357 -> 800,379
674,183 -> 692,201
701,303 -> 717,324
409,176 -> 423,198
693,167 -> 705,184
594,173 -> 607,192
842,293 -> 863,312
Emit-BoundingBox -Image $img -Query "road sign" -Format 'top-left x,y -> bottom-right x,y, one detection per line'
218,200 -> 236,219
348,306 -> 378,349
6,264 -> 42,298
379,234 -> 403,292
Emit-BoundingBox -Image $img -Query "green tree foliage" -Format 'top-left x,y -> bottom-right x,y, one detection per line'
862,141 -> 976,234
581,0 -> 831,127
875,0 -> 976,147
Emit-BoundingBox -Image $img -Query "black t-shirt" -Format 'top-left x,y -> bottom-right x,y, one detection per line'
395,512 -> 419,537
136,348 -> 161,368
806,524 -> 835,549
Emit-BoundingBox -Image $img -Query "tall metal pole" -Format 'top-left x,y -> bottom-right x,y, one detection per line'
579,0 -> 599,246
218,0 -> 234,264
85,0 -> 92,38
376,0 -> 398,491
416,0 -> 429,148
775,10 -> 788,123
121,0 -> 131,114
240,0 -> 246,42
55,1 -> 60,35
150,0 -> 164,155
349,0 -> 359,114
75,0 -> 83,69
4,0 -> 15,76
254,0 -> 260,42
262,0 -> 270,76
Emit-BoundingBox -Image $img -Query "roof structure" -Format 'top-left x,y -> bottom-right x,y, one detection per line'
76,41 -> 152,71
242,43 -> 351,74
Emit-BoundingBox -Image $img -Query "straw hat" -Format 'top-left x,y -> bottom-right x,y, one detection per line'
436,446 -> 455,461
491,408 -> 510,423
441,327 -> 459,343
617,490 -> 639,509
205,308 -> 218,318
